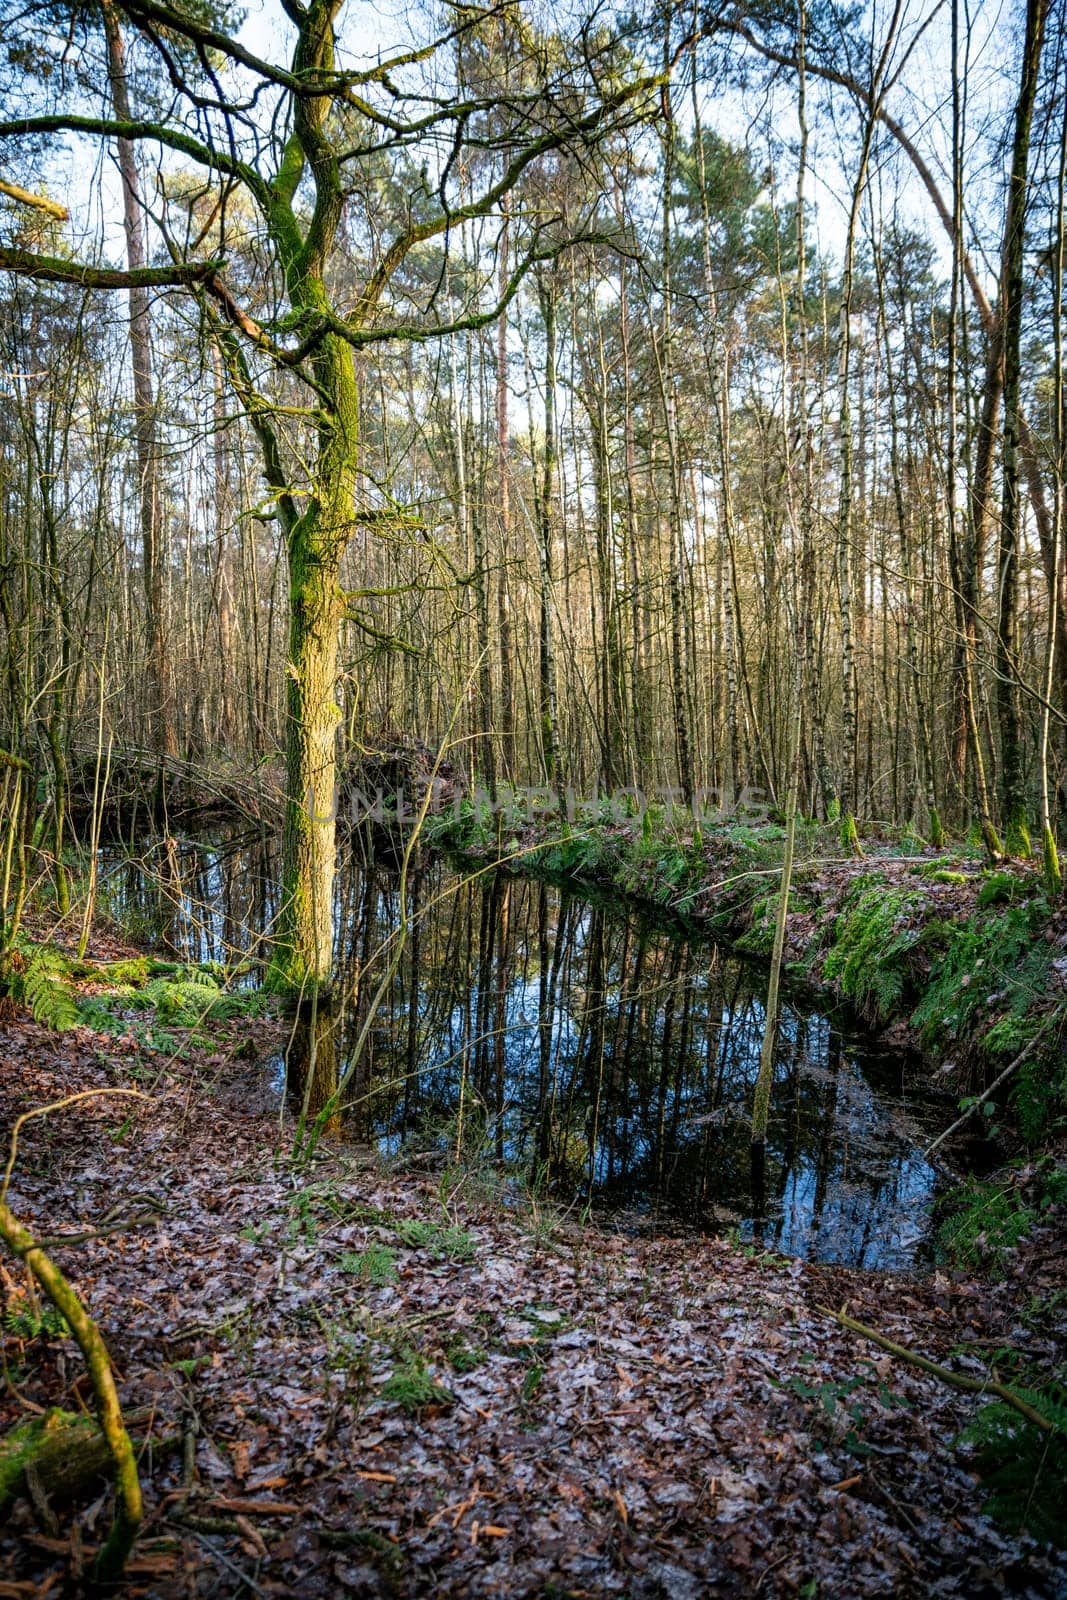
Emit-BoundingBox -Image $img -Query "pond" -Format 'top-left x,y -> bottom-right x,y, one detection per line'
98,827 -> 951,1271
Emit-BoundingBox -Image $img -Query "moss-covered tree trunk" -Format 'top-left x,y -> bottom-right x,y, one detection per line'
271,526 -> 344,990
260,0 -> 357,998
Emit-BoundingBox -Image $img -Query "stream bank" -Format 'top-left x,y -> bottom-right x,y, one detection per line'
2,809 -> 1067,1590
424,802 -> 1067,1155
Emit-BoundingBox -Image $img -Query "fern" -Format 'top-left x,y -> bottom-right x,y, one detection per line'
378,1350 -> 454,1414
143,975 -> 221,1025
338,1245 -> 398,1284
3,1302 -> 70,1340
912,907 -> 1052,1053
392,1218 -> 475,1261
958,1381 -> 1067,1545
937,1177 -> 1037,1273
18,945 -> 80,1032
1012,1039 -> 1067,1144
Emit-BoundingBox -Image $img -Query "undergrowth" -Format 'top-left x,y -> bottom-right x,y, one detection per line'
936,1162 -> 1067,1274
822,883 -> 926,1015
912,905 -> 1052,1057
958,1386 -> 1067,1546
378,1349 -> 454,1414
0,938 -> 270,1035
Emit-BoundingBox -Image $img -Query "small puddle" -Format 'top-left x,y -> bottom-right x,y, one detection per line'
99,828 -> 953,1271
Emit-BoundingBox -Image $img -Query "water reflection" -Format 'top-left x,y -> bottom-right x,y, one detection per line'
99,830 -> 945,1270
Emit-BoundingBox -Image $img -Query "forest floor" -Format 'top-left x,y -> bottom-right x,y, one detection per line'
1,914 -> 1066,1597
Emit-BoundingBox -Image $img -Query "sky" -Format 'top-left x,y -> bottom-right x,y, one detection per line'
12,0 -> 1020,328
229,0 -> 1016,285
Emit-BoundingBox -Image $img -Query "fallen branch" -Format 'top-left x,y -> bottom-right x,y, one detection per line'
0,1202 -> 144,1579
818,1305 -> 1055,1433
1,1089 -> 152,1580
0,1407 -> 167,1520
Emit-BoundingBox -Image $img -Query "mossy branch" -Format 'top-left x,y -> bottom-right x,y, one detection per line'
0,1090 -> 150,1579
0,1200 -> 143,1579
819,1305 -> 1056,1433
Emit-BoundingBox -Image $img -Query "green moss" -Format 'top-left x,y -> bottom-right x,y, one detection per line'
823,883 -> 925,1016
978,871 -> 1030,909
1005,815 -> 1033,859
1043,827 -> 1062,898
911,856 -> 954,877
0,1409 -> 103,1516
736,887 -> 803,956
839,812 -> 862,857
912,907 -> 1052,1054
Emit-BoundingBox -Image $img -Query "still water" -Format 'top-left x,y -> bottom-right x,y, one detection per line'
99,828 -> 948,1271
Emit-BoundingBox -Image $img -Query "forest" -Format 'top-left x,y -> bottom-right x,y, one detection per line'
1,0 -> 1066,1592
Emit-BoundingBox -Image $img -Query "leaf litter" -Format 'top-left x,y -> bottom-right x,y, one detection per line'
1,1002 -> 1065,1598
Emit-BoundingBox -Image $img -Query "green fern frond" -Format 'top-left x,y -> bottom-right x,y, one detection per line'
4,1302 -> 71,1340
958,1383 -> 1067,1545
143,976 -> 221,1025
18,945 -> 80,1031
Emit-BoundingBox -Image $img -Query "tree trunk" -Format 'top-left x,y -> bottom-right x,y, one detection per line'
535,275 -> 562,789
101,0 -> 175,762
270,515 -> 344,991
995,0 -> 1049,854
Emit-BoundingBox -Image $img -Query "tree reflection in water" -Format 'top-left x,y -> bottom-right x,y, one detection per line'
100,831 -> 946,1269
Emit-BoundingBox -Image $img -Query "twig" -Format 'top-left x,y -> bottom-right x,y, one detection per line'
24,1461 -> 58,1537
923,1008 -> 1061,1159
29,1210 -> 163,1251
819,1305 -> 1055,1432
182,1528 -> 267,1596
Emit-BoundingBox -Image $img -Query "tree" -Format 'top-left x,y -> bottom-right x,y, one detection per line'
0,0 -> 672,1005
995,0 -> 1051,855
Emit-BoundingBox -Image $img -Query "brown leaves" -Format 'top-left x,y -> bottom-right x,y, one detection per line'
1,1026 -> 1063,1599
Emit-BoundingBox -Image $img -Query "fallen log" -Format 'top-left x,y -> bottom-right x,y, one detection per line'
0,1408 -> 151,1520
